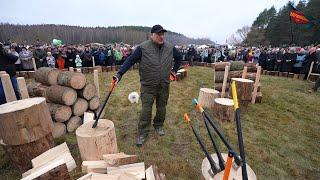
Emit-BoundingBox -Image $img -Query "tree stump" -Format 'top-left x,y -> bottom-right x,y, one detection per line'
288,73 -> 294,78
79,83 -> 97,100
52,122 -> 67,138
57,71 -> 86,89
47,103 -> 72,122
66,116 -> 82,133
2,133 -> 55,173
213,98 -> 234,121
231,78 -> 254,106
72,98 -> 88,116
89,96 -> 100,111
198,88 -> 220,109
34,67 -> 60,86
201,153 -> 257,180
0,97 -> 54,145
76,119 -> 118,161
27,82 -> 49,99
214,62 -> 230,71
47,85 -> 77,106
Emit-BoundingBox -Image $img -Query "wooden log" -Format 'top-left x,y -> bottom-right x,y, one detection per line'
231,78 -> 254,106
17,77 -> 29,99
102,66 -> 108,72
72,98 -> 88,116
52,122 -> 67,138
57,71 -> 86,89
215,83 -> 230,92
76,68 -> 82,73
31,142 -> 76,172
279,72 -> 288,77
246,73 -> 257,81
111,66 -> 116,71
106,66 -> 112,72
27,82 -> 49,99
82,160 -> 108,174
103,152 -> 138,166
88,67 -> 94,73
215,71 -> 226,83
298,74 -> 305,80
0,74 -> 17,102
198,88 -> 219,109
201,153 -> 257,180
66,116 -> 82,133
214,62 -> 231,71
21,158 -> 70,180
146,166 -> 156,180
293,74 -> 299,79
48,103 -> 72,122
213,98 -> 234,121
228,71 -> 242,79
288,73 -> 294,78
107,162 -> 145,179
76,119 -> 118,161
34,67 -> 60,86
309,74 -> 320,82
47,85 -> 77,106
79,83 -> 97,100
245,63 -> 257,72
1,133 -> 54,172
82,67 -> 89,74
89,96 -> 100,111
146,165 -> 166,180
0,97 -> 53,145
94,70 -> 100,98
28,71 -> 35,79
69,67 -> 74,72
95,66 -> 102,73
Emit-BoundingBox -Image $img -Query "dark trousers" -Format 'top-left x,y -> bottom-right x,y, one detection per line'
0,76 -> 20,105
138,84 -> 169,135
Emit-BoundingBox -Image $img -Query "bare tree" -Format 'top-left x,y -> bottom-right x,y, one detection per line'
236,25 -> 251,42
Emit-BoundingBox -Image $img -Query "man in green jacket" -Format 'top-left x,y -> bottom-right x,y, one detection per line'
113,25 -> 182,147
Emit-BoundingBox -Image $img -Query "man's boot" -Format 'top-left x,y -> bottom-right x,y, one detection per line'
136,134 -> 148,147
155,127 -> 165,136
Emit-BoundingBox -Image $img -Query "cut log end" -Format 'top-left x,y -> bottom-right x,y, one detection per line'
67,116 -> 82,133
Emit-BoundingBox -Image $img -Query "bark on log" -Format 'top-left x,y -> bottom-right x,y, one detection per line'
245,63 -> 257,72
215,83 -> 230,92
231,78 -> 254,106
0,97 -> 54,145
198,88 -> 220,109
76,119 -> 118,161
34,67 -> 60,85
27,82 -> 49,99
78,83 -> 97,100
72,98 -> 88,116
66,116 -> 82,133
2,133 -> 54,172
214,62 -> 231,71
47,85 -> 77,106
47,103 -> 72,122
229,71 -> 242,79
89,96 -> 100,111
52,122 -> 66,138
57,71 -> 86,89
213,98 -> 234,122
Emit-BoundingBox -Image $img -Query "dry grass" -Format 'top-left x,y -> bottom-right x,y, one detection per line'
0,66 -> 319,180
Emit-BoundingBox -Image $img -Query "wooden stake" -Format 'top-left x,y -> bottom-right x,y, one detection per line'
32,58 -> 37,71
92,56 -> 95,67
251,66 -> 262,104
0,74 -> 17,102
242,66 -> 248,79
221,66 -> 230,98
17,77 -> 29,99
94,70 -> 100,98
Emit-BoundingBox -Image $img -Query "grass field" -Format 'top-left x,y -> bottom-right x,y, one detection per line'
1,66 -> 319,180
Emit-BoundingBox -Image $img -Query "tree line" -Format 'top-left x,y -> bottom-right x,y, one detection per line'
245,0 -> 320,46
0,24 -> 212,45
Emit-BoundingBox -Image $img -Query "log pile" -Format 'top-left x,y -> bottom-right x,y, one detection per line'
27,67 -> 101,138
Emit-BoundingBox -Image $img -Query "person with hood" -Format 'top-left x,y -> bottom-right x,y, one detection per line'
75,54 -> 82,68
19,46 -> 34,71
0,43 -> 20,104
293,48 -> 306,74
46,52 -> 55,68
83,47 -> 93,67
112,25 -> 182,147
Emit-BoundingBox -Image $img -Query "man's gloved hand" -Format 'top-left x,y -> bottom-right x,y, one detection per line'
112,73 -> 122,84
170,70 -> 176,81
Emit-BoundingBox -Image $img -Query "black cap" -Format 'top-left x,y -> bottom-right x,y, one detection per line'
151,25 -> 167,33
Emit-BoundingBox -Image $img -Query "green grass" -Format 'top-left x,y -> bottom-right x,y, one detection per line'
0,67 -> 319,180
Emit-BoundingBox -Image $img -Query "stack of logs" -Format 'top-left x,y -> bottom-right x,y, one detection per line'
27,67 -> 101,138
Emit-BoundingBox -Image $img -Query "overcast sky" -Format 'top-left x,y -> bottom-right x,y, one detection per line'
0,0 -> 298,43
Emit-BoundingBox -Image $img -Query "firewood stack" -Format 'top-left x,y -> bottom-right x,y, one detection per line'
27,67 -> 101,138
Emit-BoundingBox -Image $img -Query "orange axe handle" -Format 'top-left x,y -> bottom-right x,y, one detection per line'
223,152 -> 234,180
